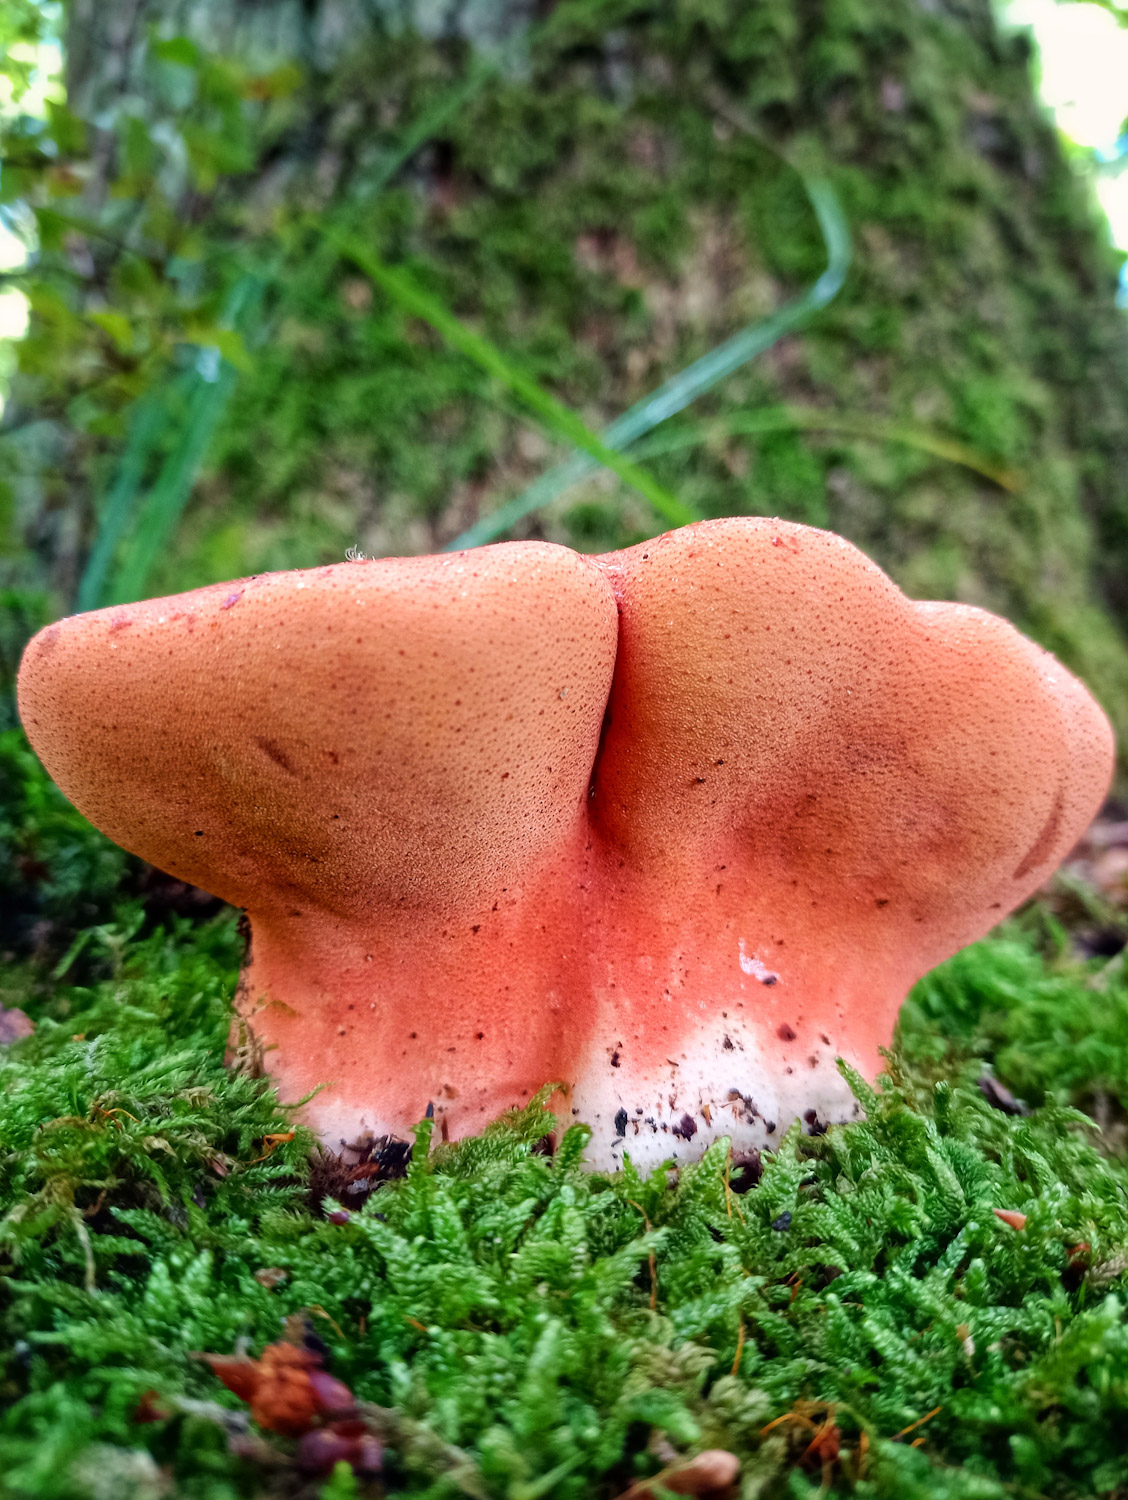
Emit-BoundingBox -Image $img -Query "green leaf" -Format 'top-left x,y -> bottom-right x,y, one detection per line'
184,324 -> 254,374
44,101 -> 86,156
88,311 -> 134,355
244,62 -> 303,100
151,36 -> 202,69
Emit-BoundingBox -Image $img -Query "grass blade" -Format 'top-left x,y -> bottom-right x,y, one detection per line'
447,175 -> 850,549
326,229 -> 696,534
105,275 -> 263,605
630,406 -> 1020,491
77,390 -> 170,612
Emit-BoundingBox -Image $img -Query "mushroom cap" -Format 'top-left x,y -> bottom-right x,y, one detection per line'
19,545 -> 618,917
17,519 -> 1115,1165
564,519 -> 1114,1156
592,518 -> 1110,951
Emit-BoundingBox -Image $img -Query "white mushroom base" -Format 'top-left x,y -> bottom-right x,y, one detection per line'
567,1021 -> 870,1172
287,1016 -> 874,1174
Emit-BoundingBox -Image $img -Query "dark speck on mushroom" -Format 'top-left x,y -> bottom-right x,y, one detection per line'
613,1107 -> 628,1137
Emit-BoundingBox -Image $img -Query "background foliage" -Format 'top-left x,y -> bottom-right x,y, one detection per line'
2,0 -> 1128,748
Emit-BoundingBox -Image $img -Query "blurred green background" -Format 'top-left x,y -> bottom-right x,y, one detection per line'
2,0 -> 1128,756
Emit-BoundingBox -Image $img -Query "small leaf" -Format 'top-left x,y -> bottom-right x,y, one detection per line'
152,36 -> 201,68
181,324 -> 253,373
244,63 -> 303,100
89,311 -> 134,354
993,1209 -> 1028,1231
45,100 -> 86,155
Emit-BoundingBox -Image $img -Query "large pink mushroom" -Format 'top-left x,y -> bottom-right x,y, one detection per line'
18,518 -> 1114,1166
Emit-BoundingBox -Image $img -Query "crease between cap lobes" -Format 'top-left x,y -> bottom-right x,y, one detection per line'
17,518 -> 1115,1168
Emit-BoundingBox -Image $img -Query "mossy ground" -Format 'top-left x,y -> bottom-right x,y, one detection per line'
3,729 -> 1128,1500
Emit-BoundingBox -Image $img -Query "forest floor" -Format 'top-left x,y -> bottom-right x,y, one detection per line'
2,729 -> 1128,1500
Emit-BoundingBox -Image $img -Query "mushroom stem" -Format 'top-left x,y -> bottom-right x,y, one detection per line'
237,832 -> 593,1147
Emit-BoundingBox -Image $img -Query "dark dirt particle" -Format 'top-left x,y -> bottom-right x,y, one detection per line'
673,1113 -> 698,1140
730,1148 -> 762,1192
614,1108 -> 628,1137
771,1212 -> 793,1231
309,1135 -> 412,1210
778,1023 -> 797,1041
978,1075 -> 1030,1115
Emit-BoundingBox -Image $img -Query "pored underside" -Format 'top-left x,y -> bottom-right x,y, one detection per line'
18,519 -> 1115,1167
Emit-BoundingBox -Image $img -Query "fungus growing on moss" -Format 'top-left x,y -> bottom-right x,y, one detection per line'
18,519 -> 1114,1166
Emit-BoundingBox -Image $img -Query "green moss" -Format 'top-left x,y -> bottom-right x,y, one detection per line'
199,0 -> 1128,756
3,823 -> 1128,1499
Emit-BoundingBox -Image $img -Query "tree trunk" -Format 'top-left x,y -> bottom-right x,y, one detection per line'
22,0 -> 1128,759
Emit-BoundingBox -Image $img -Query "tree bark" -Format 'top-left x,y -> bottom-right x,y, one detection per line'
32,0 -> 1128,762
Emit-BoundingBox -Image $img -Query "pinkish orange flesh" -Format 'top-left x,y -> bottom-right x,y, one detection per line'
570,520 -> 1114,1158
18,544 -> 619,1146
17,520 -> 1115,1167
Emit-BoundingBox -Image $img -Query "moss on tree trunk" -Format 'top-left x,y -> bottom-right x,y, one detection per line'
29,0 -> 1128,763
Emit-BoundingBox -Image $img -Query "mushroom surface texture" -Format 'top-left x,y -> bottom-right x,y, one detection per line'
18,518 -> 1115,1168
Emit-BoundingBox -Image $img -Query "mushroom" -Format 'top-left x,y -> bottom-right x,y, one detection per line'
18,544 -> 618,1150
18,519 -> 1114,1167
574,519 -> 1113,1158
